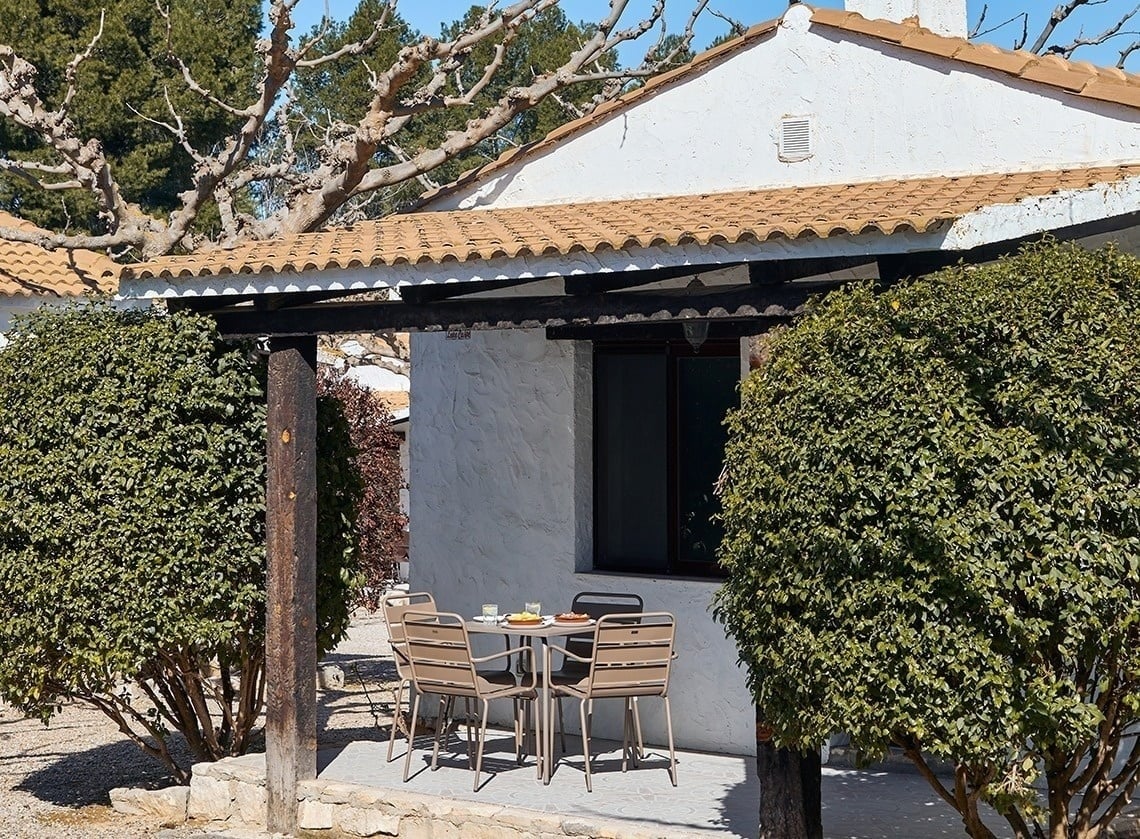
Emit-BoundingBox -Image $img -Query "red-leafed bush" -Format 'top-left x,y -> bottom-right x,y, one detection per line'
318,368 -> 405,608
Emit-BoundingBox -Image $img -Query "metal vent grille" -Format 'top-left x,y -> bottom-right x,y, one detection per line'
779,117 -> 813,162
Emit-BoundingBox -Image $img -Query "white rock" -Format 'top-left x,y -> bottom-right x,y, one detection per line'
317,663 -> 345,689
109,786 -> 189,823
187,774 -> 234,820
336,806 -> 400,836
298,799 -> 335,830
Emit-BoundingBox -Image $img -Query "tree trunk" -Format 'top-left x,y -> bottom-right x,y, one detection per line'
757,707 -> 823,839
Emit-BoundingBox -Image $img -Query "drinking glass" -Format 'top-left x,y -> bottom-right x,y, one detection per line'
481,603 -> 498,623
524,600 -> 541,617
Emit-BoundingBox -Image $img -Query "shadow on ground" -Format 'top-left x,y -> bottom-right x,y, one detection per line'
13,736 -> 190,807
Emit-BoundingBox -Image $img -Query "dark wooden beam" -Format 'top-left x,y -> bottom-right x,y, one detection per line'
209,281 -> 839,337
748,256 -> 874,284
265,335 -> 318,834
397,277 -> 536,304
547,317 -> 790,342
563,262 -> 734,295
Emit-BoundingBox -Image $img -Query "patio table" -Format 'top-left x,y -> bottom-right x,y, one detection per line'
465,617 -> 594,784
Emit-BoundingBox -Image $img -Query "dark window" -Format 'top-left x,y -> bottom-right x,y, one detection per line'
594,340 -> 740,577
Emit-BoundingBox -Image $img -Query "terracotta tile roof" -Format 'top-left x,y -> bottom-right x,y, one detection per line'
419,6 -> 1140,205
0,212 -> 118,297
809,8 -> 1140,108
124,166 -> 1140,280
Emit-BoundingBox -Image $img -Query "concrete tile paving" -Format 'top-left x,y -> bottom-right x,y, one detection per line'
316,727 -> 1015,838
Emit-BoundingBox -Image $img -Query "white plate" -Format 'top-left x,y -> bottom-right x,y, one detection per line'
553,617 -> 596,627
471,615 -> 502,623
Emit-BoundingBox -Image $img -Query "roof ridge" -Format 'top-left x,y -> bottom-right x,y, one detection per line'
809,7 -> 1140,105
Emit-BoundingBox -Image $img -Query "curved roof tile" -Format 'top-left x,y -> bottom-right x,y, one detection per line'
0,212 -> 118,297
123,166 -> 1140,281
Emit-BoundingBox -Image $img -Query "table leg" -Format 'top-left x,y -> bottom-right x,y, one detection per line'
543,640 -> 553,785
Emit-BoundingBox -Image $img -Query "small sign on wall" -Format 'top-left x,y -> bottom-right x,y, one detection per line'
446,328 -> 471,341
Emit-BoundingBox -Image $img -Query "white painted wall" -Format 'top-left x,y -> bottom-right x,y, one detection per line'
409,329 -> 755,755
0,297 -> 39,346
847,0 -> 967,37
428,5 -> 1140,211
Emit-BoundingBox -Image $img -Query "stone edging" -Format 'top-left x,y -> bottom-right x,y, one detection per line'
166,755 -> 698,839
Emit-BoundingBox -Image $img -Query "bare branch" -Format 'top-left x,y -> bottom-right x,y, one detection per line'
1030,0 -> 1109,54
970,11 -> 1030,50
0,223 -> 135,252
295,3 -> 394,68
57,11 -> 105,117
0,46 -> 137,233
1046,2 -> 1140,58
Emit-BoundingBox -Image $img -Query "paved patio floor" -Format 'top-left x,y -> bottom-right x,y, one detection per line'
315,725 -> 1015,838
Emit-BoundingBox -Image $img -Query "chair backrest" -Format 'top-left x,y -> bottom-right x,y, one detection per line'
561,591 -> 645,673
586,612 -> 675,699
382,591 -> 436,680
402,610 -> 479,698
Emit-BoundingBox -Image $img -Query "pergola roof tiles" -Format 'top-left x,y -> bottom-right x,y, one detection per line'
123,166 -> 1140,281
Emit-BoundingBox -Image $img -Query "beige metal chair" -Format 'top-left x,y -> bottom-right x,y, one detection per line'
381,590 -> 436,762
550,611 -> 677,792
402,610 -> 537,791
552,591 -> 645,755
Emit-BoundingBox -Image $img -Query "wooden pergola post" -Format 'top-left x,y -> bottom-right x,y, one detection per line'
265,335 -> 318,833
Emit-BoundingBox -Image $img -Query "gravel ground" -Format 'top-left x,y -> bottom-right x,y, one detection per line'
0,609 -> 400,839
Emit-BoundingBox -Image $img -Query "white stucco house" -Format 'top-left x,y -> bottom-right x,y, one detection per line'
119,0 -> 1140,761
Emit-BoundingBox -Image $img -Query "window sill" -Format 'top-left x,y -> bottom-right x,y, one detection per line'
575,568 -> 726,586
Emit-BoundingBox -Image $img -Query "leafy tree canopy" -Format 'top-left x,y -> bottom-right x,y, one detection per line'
716,242 -> 1140,839
0,303 -> 362,780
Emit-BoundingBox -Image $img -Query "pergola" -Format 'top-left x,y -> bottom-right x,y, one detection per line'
118,166 -> 1140,832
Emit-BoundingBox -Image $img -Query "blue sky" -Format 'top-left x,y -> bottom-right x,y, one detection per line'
295,1 -> 1140,69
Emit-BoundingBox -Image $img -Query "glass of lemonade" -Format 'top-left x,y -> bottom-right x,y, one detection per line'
481,603 -> 499,623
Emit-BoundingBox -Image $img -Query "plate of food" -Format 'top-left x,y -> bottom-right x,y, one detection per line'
553,611 -> 594,626
505,611 -> 543,626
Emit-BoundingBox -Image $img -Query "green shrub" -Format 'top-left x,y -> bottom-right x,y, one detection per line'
0,303 -> 361,782
716,242 -> 1140,839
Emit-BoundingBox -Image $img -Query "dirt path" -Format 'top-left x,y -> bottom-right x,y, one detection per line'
0,609 -> 400,838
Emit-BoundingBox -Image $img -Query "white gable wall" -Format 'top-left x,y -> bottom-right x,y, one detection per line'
429,6 -> 1140,211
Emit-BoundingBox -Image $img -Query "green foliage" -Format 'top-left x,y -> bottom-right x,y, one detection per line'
715,242 -> 1140,836
0,0 -> 258,232
0,303 -> 361,777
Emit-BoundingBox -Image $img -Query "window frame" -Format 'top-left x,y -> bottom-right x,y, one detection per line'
592,338 -> 739,579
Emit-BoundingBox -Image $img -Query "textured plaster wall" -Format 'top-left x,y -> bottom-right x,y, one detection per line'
429,5 -> 1140,211
409,329 -> 754,756
0,297 -> 46,346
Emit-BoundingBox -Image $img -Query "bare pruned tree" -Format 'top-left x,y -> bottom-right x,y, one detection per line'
0,0 -> 707,258
972,0 -> 1140,64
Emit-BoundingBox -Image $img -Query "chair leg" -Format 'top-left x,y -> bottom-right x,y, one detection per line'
556,696 -> 567,753
523,699 -> 532,761
579,699 -> 592,793
621,698 -> 631,773
473,699 -> 490,792
402,692 -> 422,782
632,696 -> 645,759
431,696 -> 448,770
464,697 -> 474,766
664,696 -> 677,787
387,679 -> 406,762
